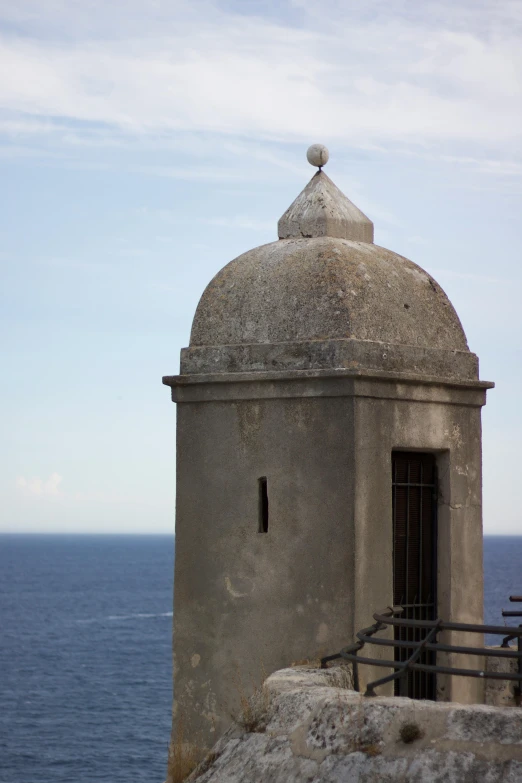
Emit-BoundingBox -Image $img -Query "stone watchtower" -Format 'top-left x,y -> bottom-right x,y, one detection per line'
163,146 -> 493,752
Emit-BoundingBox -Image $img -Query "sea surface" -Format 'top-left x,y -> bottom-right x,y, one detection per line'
1,534 -> 521,783
0,535 -> 174,783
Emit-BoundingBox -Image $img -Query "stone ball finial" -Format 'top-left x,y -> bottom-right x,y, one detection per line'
306,144 -> 329,169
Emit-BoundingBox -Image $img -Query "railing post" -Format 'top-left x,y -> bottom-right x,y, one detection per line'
513,625 -> 522,707
352,651 -> 359,693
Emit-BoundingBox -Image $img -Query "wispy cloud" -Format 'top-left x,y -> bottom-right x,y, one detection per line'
430,268 -> 509,285
407,235 -> 429,246
39,256 -> 108,270
16,472 -> 63,497
439,156 -> 522,178
0,0 -> 520,179
136,206 -> 274,231
206,216 -> 274,231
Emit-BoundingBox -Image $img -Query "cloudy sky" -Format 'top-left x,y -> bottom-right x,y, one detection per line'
1,0 -> 521,533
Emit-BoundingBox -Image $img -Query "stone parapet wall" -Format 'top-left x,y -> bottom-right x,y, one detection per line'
485,647 -> 520,708
187,666 -> 522,783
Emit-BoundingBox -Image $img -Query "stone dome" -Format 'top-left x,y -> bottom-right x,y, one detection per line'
182,156 -> 476,381
190,236 -> 468,352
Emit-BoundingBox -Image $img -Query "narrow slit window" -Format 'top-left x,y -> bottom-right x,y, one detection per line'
258,477 -> 269,533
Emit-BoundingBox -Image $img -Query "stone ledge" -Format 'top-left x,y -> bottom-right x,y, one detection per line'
188,667 -> 522,783
180,339 -> 479,380
164,367 -> 493,406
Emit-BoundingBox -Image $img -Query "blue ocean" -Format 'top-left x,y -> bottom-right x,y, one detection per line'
0,536 -> 174,783
1,534 -> 521,783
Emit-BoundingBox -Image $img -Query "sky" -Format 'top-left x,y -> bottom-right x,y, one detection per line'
1,0 -> 521,534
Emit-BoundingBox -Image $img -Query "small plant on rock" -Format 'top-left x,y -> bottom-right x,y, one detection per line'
399,721 -> 424,744
232,666 -> 272,733
358,742 -> 382,756
235,681 -> 272,733
290,657 -> 322,667
167,715 -> 200,783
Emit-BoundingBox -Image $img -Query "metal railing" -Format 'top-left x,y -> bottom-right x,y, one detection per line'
500,595 -> 522,704
321,603 -> 522,704
501,595 -> 522,646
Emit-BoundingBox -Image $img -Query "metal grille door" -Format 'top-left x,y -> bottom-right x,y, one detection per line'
392,452 -> 438,699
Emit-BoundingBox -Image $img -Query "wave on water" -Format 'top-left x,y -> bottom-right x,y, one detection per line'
76,611 -> 173,624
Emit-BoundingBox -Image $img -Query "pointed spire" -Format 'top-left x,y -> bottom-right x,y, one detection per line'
278,145 -> 374,243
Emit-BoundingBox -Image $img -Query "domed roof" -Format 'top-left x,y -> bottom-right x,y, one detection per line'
190,236 -> 468,352
183,147 -> 474,380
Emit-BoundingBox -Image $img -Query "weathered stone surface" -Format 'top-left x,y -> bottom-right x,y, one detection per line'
306,144 -> 330,169
164,151 -> 494,768
277,170 -> 374,242
180,337 -> 478,379
187,668 -> 522,783
166,369 -> 489,751
485,649 -> 520,708
189,237 -> 469,355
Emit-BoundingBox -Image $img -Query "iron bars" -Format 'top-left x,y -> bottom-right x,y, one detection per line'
321,605 -> 522,700
501,595 -> 522,705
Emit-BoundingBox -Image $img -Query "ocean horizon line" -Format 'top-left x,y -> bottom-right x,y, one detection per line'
0,531 -> 520,537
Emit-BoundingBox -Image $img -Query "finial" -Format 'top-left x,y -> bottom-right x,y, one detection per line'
278,145 -> 374,243
306,144 -> 329,169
